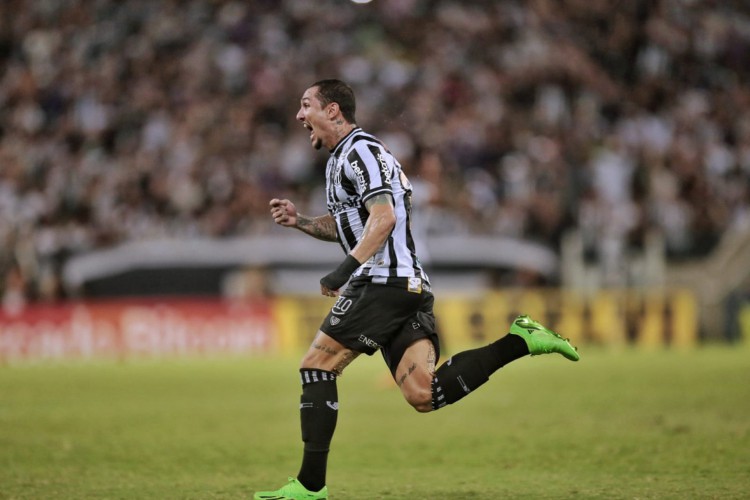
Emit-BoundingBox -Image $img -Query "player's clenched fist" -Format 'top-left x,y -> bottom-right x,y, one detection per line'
269,198 -> 298,227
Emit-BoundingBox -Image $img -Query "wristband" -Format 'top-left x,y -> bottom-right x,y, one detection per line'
320,255 -> 361,290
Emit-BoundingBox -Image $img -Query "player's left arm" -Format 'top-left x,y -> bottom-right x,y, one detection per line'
319,193 -> 395,296
349,193 -> 396,263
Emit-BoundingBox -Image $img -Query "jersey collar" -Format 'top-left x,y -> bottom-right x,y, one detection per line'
330,127 -> 361,156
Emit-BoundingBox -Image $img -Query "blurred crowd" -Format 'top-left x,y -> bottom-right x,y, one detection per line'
1,0 -> 750,305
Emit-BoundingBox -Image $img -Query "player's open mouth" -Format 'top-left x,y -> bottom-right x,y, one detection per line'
303,122 -> 314,140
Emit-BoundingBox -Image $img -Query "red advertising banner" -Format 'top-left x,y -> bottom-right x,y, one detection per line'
0,298 -> 276,361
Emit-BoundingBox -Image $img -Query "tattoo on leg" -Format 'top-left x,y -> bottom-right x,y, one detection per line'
397,362 -> 417,387
312,342 -> 339,355
332,350 -> 359,375
427,344 -> 436,375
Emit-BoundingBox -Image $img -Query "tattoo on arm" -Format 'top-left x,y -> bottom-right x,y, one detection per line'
297,214 -> 338,242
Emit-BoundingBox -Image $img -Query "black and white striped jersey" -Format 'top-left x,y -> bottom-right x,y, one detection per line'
325,127 -> 429,284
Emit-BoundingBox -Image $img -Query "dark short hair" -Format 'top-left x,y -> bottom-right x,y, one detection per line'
311,79 -> 356,124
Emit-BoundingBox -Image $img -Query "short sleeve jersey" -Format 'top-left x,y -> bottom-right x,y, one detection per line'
325,127 -> 428,283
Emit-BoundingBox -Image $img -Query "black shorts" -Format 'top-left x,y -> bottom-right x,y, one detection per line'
319,277 -> 440,375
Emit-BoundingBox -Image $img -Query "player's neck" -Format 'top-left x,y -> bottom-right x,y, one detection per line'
327,122 -> 357,151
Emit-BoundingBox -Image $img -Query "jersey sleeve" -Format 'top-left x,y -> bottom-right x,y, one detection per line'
344,141 -> 394,203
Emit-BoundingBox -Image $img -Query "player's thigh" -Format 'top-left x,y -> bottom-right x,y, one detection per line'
395,338 -> 436,410
300,330 -> 360,375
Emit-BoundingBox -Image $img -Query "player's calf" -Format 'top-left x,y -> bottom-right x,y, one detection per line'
400,376 -> 433,412
395,339 -> 437,412
430,333 -> 529,410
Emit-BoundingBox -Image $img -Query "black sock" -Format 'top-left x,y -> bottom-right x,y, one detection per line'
431,334 -> 528,410
297,369 -> 338,492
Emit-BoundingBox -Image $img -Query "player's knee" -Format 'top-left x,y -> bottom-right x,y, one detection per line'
404,386 -> 432,413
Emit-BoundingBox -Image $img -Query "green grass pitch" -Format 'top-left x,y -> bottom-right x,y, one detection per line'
1,345 -> 749,499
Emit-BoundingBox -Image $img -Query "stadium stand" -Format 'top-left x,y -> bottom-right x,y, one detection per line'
1,0 -> 749,309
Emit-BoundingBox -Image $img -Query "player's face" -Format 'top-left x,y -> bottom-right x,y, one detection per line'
296,86 -> 330,150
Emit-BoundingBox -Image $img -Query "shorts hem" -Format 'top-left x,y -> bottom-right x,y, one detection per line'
319,325 -> 378,356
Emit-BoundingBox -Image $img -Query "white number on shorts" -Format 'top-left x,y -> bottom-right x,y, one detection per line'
331,296 -> 353,316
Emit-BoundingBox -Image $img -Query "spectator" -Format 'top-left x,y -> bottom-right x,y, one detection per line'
0,0 -> 748,301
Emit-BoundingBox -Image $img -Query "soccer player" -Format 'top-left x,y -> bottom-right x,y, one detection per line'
255,79 -> 579,500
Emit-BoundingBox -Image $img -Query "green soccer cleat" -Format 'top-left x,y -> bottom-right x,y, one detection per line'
254,477 -> 328,500
509,315 -> 580,361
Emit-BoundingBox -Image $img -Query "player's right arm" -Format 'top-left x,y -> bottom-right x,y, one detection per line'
269,198 -> 338,242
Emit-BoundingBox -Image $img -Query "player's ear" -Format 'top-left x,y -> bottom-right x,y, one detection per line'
327,102 -> 340,120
